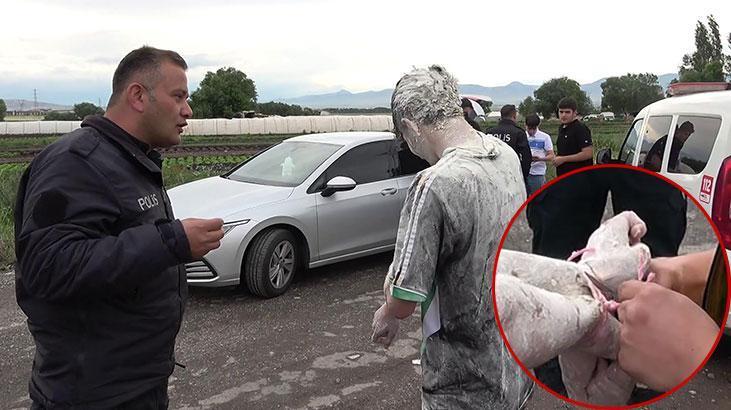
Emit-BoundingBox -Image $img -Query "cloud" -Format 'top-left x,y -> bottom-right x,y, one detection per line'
2,0 -> 729,105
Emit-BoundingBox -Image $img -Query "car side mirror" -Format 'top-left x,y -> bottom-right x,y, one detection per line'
596,148 -> 612,164
321,176 -> 357,197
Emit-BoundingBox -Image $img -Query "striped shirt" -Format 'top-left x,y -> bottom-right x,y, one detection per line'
386,133 -> 529,409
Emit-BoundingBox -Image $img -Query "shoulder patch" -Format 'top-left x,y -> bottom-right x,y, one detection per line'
68,128 -> 101,158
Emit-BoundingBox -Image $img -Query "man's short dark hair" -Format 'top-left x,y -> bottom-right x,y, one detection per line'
558,97 -> 578,111
525,114 -> 540,128
108,46 -> 188,107
461,98 -> 473,109
500,104 -> 517,119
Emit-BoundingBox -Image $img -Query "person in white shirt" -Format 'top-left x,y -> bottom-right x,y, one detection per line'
525,114 -> 555,195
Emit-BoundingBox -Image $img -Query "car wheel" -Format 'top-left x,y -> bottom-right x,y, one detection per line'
244,228 -> 299,298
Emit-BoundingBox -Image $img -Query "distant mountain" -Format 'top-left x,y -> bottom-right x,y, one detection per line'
282,89 -> 393,110
279,73 -> 679,109
2,99 -> 72,111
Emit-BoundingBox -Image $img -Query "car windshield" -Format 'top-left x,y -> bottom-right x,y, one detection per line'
226,141 -> 343,187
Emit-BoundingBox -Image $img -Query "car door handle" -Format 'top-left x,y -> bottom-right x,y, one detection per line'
380,188 -> 397,196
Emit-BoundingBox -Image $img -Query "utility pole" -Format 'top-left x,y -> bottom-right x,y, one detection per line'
33,89 -> 38,110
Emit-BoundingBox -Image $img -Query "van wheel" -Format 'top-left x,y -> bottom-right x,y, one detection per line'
244,229 -> 299,298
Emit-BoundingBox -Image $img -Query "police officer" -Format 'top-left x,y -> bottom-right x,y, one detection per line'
485,104 -> 532,184
15,46 -> 224,408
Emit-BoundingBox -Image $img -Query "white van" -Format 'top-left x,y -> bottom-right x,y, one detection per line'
597,88 -> 730,331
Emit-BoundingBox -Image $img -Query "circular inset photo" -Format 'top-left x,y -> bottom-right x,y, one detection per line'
493,164 -> 730,408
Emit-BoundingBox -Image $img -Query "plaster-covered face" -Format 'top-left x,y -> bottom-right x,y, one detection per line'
399,118 -> 437,165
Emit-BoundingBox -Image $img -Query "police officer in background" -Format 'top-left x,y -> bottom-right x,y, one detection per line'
14,46 -> 224,409
485,104 -> 532,185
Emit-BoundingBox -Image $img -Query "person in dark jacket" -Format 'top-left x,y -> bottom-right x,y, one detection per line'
14,46 -> 225,409
485,104 -> 532,183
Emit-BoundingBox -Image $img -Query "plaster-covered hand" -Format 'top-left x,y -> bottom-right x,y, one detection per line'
576,211 -> 651,295
496,274 -> 601,368
371,303 -> 400,349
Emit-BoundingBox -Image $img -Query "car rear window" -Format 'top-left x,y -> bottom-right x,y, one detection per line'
667,116 -> 722,175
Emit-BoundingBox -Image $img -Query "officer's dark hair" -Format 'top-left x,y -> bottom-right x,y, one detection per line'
108,46 -> 188,107
500,104 -> 517,119
525,114 -> 540,128
558,97 -> 578,112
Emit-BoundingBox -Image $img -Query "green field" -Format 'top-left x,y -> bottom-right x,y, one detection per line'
0,120 -> 630,268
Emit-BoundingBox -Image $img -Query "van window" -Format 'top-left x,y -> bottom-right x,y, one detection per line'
618,119 -> 643,164
640,116 -> 673,172
667,116 -> 722,175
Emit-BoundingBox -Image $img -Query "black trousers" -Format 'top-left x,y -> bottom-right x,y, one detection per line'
526,167 -> 686,397
31,382 -> 169,410
527,167 -> 687,260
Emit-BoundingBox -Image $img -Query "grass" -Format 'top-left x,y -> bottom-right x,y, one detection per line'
0,164 -> 24,270
0,120 -> 630,268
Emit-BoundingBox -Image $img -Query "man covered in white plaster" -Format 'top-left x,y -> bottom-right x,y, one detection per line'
371,65 -> 531,409
496,211 -> 659,405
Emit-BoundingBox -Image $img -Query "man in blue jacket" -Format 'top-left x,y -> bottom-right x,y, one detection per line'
15,46 -> 224,409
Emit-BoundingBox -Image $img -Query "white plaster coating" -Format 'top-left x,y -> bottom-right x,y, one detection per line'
497,211 -> 652,405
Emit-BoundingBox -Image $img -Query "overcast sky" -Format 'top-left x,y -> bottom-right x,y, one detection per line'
1,0 -> 730,105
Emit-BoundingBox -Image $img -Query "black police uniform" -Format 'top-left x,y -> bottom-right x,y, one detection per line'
15,115 -> 192,408
485,119 -> 532,181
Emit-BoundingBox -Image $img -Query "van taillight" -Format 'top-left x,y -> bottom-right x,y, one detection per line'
712,156 -> 731,249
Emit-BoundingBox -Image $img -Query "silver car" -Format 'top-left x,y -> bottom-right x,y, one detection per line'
168,132 -> 429,297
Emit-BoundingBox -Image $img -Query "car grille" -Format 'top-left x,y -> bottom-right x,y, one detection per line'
185,260 -> 217,280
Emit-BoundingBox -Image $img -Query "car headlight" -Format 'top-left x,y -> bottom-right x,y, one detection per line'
222,219 -> 250,236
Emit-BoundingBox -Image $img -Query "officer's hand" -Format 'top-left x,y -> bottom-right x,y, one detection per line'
617,280 -> 719,391
552,156 -> 565,167
182,218 -> 224,259
372,303 -> 400,349
647,256 -> 680,290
